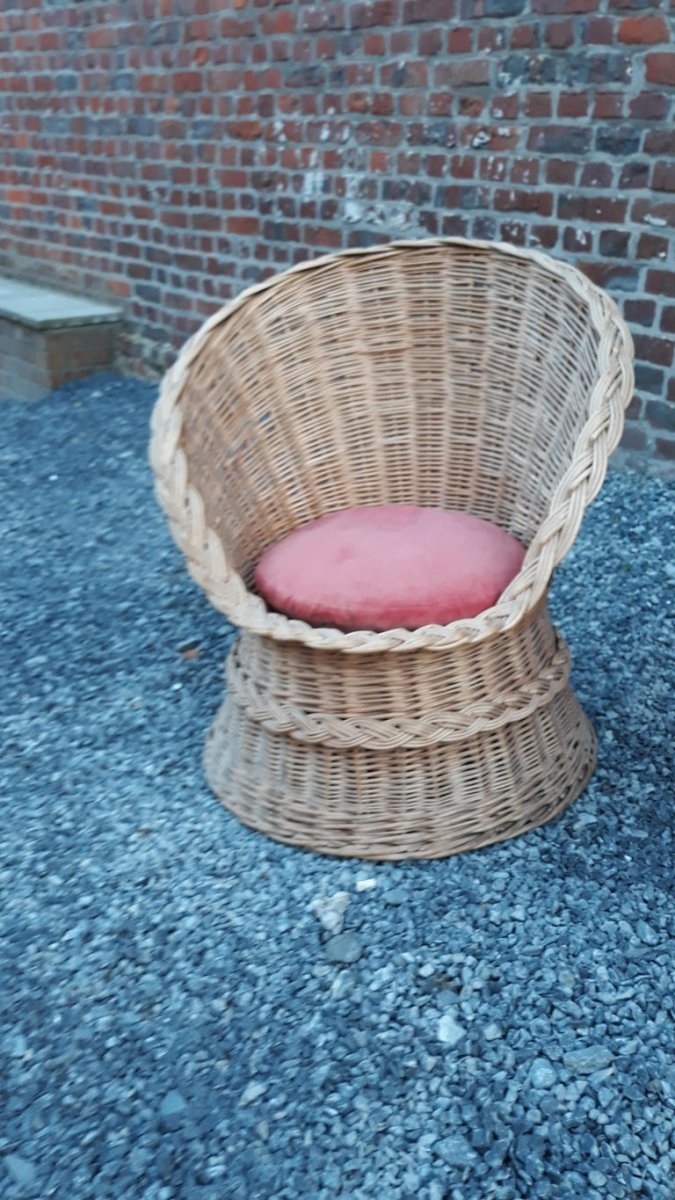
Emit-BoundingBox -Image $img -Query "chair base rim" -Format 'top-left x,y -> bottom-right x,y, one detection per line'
203,689 -> 597,861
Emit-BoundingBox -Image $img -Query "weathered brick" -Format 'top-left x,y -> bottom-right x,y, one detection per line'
635,336 -> 674,368
583,261 -> 639,291
646,401 -> 675,432
619,16 -> 670,44
580,162 -> 613,188
402,0 -> 456,20
645,53 -> 675,85
597,125 -> 642,156
620,427 -> 647,453
646,270 -> 675,298
528,125 -> 591,154
660,307 -> 675,335
624,299 -> 656,327
582,17 -> 613,43
558,91 -> 588,117
630,92 -> 670,121
446,26 -> 471,52
350,1 -> 396,28
481,0 -> 526,14
592,93 -> 624,120
599,230 -> 629,257
652,162 -> 675,193
637,234 -> 669,261
644,130 -> 675,157
559,193 -> 627,223
655,437 -> 675,461
619,161 -> 650,189
546,20 -> 574,48
511,24 -> 538,48
533,0 -> 599,11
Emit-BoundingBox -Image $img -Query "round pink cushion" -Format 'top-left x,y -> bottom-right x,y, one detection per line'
255,505 -> 525,633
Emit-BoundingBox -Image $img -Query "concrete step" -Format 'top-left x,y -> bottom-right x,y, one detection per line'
0,276 -> 122,401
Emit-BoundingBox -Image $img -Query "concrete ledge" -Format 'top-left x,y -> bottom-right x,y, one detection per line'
0,275 -> 122,401
0,276 -> 122,330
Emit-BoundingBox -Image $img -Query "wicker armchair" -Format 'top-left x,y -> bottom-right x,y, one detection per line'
150,238 -> 633,860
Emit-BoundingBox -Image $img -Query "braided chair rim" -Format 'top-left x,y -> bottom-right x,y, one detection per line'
150,237 -> 634,654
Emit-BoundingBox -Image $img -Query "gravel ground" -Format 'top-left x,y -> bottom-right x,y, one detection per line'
1,372 -> 674,1200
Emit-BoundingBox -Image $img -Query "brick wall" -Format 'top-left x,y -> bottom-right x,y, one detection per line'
0,0 -> 673,470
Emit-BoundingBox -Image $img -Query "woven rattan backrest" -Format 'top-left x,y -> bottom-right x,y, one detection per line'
179,242 -> 600,584
152,238 -> 632,651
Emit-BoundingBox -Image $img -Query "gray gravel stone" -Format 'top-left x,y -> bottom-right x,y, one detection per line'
529,1059 -> 558,1089
240,1082 -> 268,1106
435,1133 -> 478,1167
4,1156 -> 36,1187
563,1047 -> 615,1076
437,1013 -> 466,1047
324,932 -> 363,964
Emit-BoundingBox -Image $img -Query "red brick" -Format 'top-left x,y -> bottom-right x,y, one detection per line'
533,0 -> 599,11
511,25 -> 537,48
558,193 -> 627,223
558,92 -> 588,117
494,188 -> 554,216
619,17 -> 670,45
636,234 -> 669,260
646,401 -> 675,432
173,71 -> 202,92
227,215 -> 259,235
582,261 -> 639,291
660,307 -> 675,335
418,28 -> 443,54
646,270 -> 675,299
655,438 -> 675,461
624,299 -> 656,327
525,92 -> 552,118
477,27 -> 504,53
459,96 -> 486,117
652,162 -> 675,193
635,336 -> 674,368
450,154 -> 475,179
445,58 -> 489,86
403,0 -> 456,20
546,159 -> 577,185
363,33 -> 386,53
428,92 -> 453,116
630,92 -> 670,122
644,130 -> 675,156
646,53 -> 675,85
631,198 -> 675,228
510,157 -> 539,184
620,427 -> 647,453
592,93 -> 623,120
531,224 -> 559,249
583,17 -> 613,44
350,1 -> 396,27
563,226 -> 593,253
546,20 -> 574,48
491,94 -> 519,119
580,162 -> 613,188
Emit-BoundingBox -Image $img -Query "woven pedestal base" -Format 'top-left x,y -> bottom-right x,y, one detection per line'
203,604 -> 597,860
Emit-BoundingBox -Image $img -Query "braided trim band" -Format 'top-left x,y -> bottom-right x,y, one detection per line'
225,638 -> 572,749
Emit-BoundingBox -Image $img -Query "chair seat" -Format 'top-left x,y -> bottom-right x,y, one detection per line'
255,505 -> 526,632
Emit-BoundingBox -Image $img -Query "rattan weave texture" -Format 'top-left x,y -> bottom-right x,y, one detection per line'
150,238 -> 633,859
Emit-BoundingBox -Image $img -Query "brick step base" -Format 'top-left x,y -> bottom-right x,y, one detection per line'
0,277 -> 121,401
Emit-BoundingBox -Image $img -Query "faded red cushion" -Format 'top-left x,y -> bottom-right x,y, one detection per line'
255,505 -> 525,633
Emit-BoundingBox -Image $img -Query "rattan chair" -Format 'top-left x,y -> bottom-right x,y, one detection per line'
150,238 -> 633,860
